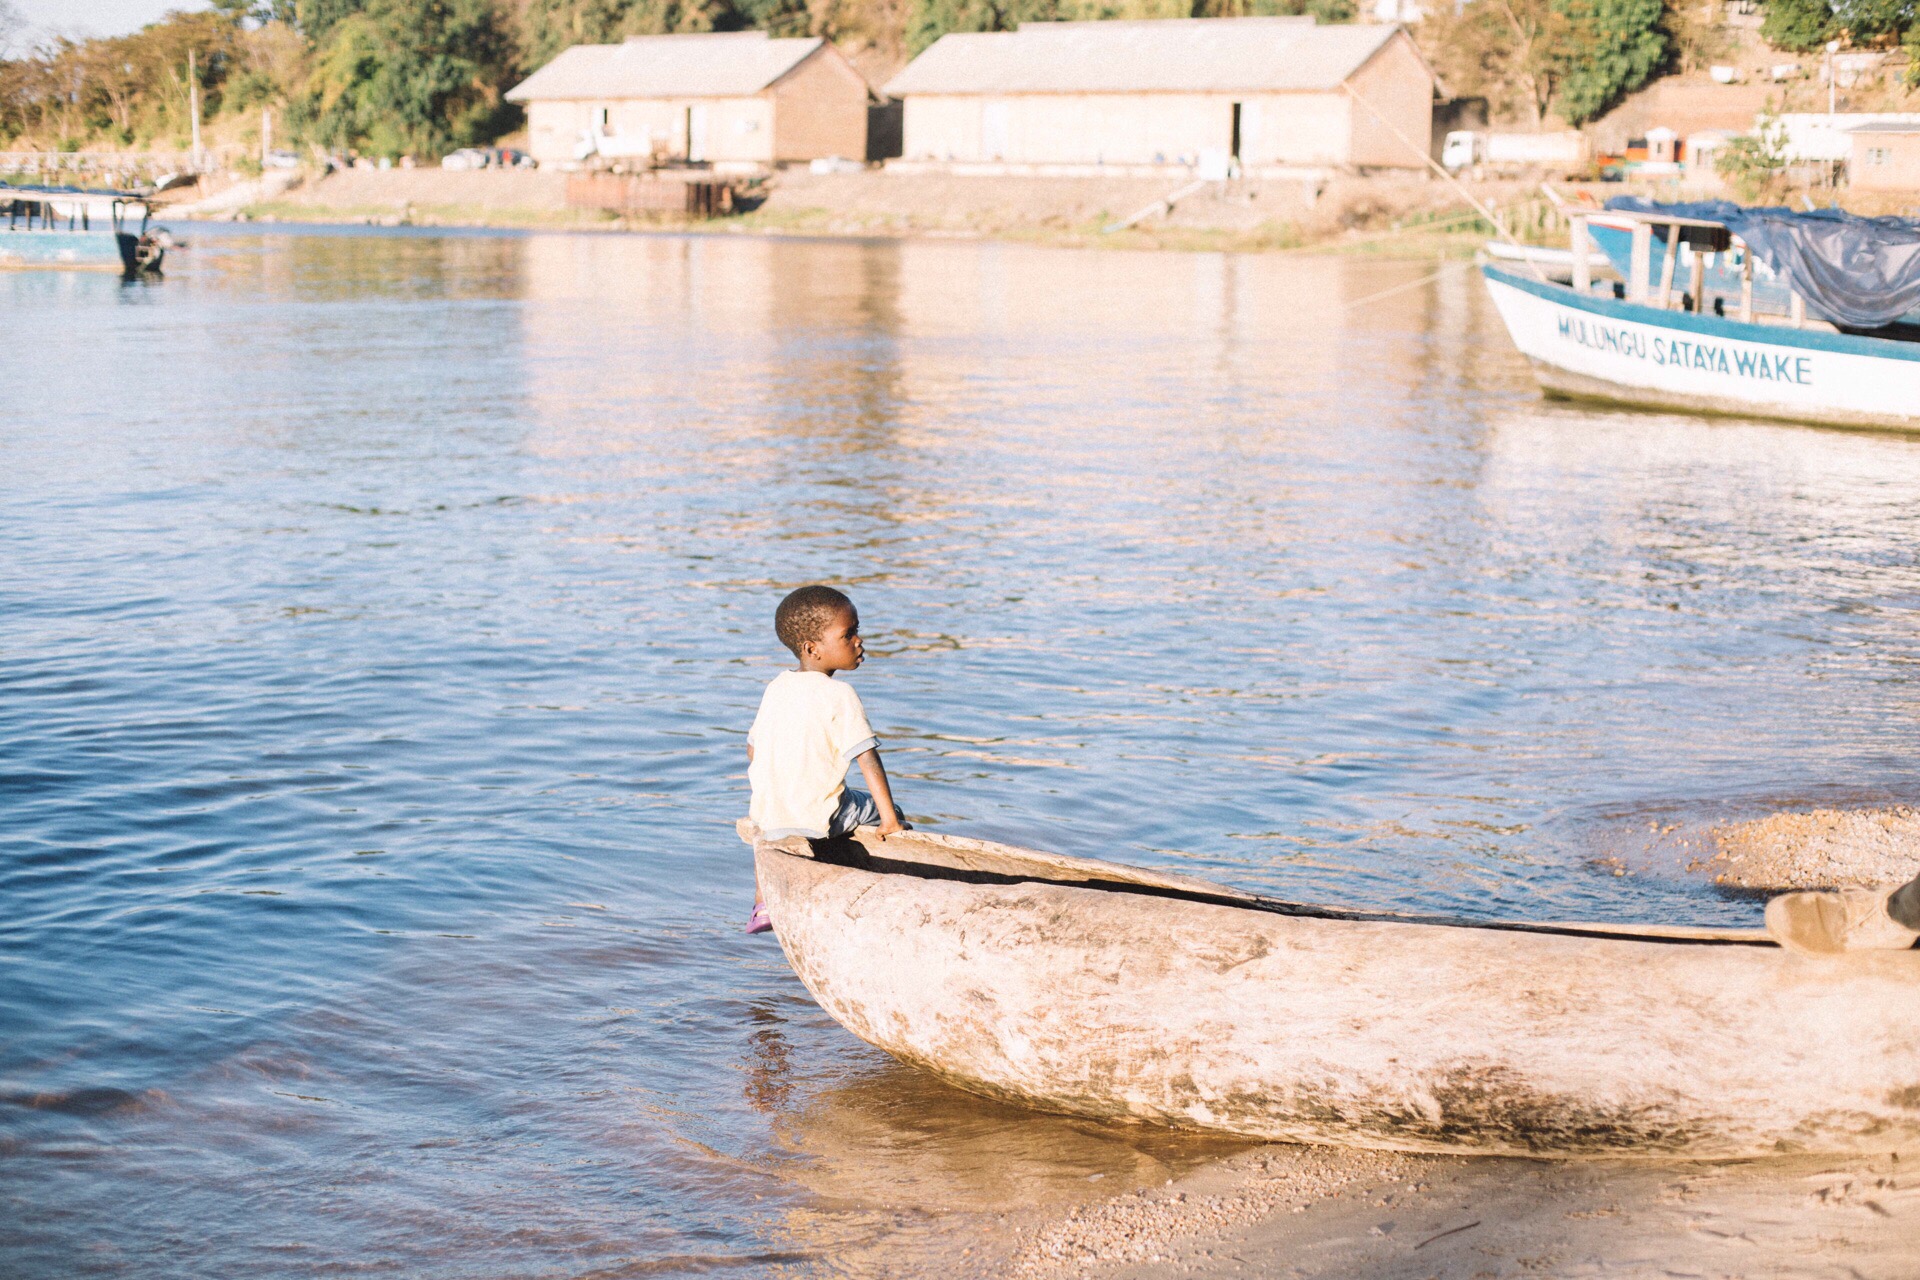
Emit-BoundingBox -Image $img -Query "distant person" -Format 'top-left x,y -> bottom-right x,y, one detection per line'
742,585 -> 907,934
1767,876 -> 1920,954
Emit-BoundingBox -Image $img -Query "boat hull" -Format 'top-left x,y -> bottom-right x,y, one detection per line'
757,832 -> 1920,1158
1483,265 -> 1920,432
0,229 -> 128,270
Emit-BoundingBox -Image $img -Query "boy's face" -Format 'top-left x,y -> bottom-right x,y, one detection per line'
804,606 -> 864,672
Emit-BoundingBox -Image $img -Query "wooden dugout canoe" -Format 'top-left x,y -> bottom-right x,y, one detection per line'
745,823 -> 1920,1159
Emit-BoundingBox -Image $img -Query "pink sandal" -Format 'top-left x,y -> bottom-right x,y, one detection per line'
744,902 -> 773,934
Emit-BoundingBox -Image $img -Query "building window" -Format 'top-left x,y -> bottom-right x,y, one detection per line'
1867,146 -> 1891,165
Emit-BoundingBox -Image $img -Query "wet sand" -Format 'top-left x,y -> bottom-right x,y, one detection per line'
996,1143 -> 1920,1279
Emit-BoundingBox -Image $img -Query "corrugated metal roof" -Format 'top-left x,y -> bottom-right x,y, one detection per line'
507,32 -> 825,102
884,18 -> 1404,97
1848,120 -> 1920,135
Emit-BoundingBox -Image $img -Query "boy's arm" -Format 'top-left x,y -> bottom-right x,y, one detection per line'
854,747 -> 906,839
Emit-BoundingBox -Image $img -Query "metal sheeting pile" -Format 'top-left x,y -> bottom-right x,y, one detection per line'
1604,197 -> 1920,329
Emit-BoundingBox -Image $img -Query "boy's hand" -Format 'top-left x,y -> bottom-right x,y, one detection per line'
855,746 -> 906,840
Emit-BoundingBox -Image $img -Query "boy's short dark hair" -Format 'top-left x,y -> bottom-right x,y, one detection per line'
775,585 -> 854,657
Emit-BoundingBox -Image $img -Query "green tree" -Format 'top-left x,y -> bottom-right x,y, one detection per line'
729,0 -> 818,35
1301,0 -> 1354,20
1829,0 -> 1912,39
1548,0 -> 1666,124
301,0 -> 517,156
289,0 -> 373,40
1415,0 -> 1565,126
1759,0 -> 1832,50
904,0 -> 1059,54
1716,103 -> 1788,200
522,0 -> 700,66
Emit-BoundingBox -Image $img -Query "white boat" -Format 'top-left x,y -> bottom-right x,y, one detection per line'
1484,207 -> 1920,432
0,183 -> 168,273
1482,239 -> 1611,281
747,822 -> 1920,1159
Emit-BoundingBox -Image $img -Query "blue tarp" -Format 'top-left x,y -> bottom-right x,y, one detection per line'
1604,197 -> 1920,329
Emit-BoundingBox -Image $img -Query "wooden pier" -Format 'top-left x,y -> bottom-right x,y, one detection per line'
565,173 -> 738,219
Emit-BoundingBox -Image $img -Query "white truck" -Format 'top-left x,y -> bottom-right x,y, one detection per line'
1441,130 -> 1590,174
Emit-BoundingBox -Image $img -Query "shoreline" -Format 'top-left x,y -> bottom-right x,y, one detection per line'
165,207 -> 1505,259
992,1142 -> 1920,1278
160,167 -> 1564,258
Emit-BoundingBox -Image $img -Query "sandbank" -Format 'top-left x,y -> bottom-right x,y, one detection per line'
996,1143 -> 1920,1279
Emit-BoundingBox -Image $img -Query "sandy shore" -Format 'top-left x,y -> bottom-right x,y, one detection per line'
182,165 -> 1565,256
1706,808 -> 1920,892
797,1134 -> 1920,1278
992,1142 -> 1920,1279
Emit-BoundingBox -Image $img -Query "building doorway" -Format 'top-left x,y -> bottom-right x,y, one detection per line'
685,104 -> 709,162
982,100 -> 1009,161
1230,102 -> 1242,163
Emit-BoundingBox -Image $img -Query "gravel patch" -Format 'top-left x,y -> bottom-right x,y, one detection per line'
1703,807 -> 1920,890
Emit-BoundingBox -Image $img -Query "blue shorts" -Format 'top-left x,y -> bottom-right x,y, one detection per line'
827,787 -> 905,837
761,789 -> 905,842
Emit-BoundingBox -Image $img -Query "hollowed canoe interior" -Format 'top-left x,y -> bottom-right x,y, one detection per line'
782,830 -> 1778,949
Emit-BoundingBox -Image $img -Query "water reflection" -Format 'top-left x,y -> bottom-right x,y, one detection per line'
773,1061 -> 1244,1212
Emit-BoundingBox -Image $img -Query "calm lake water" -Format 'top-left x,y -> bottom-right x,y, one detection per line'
9,224 -> 1920,1276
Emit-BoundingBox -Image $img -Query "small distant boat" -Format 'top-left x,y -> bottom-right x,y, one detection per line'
1482,239 -> 1610,282
747,821 -> 1920,1158
1484,201 -> 1920,432
0,184 -> 170,274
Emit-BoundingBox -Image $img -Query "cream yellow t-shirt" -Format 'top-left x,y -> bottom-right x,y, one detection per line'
747,670 -> 878,838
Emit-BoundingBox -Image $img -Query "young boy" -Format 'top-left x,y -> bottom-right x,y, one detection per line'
743,585 -> 907,933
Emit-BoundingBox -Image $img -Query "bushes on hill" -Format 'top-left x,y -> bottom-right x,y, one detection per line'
1415,0 -> 1670,128
1761,0 -> 1832,49
294,0 -> 518,156
1549,0 -> 1669,124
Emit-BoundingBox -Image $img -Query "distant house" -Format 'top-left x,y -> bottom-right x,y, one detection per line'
1849,121 -> 1920,192
506,32 -> 872,170
1777,112 -> 1920,164
884,17 -> 1434,174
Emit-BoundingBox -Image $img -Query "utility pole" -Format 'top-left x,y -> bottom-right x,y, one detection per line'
1826,40 -> 1839,117
262,107 -> 272,165
188,47 -> 202,169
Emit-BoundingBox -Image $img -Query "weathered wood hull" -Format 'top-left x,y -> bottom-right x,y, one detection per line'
755,828 -> 1920,1158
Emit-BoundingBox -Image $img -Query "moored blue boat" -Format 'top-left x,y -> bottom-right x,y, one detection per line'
1485,202 -> 1920,432
0,184 -> 169,273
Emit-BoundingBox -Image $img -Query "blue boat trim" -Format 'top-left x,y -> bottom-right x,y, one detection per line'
1482,264 -> 1920,364
0,181 -> 153,200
